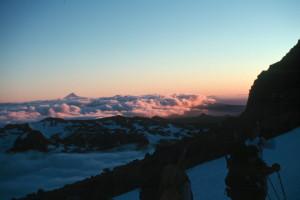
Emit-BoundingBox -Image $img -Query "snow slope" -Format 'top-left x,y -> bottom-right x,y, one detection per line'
114,127 -> 300,200
114,189 -> 140,200
188,127 -> 300,200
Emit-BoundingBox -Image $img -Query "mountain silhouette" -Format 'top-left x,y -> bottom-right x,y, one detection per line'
242,39 -> 300,136
64,92 -> 81,99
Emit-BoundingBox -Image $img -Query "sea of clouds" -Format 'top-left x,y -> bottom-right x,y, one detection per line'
0,148 -> 152,200
0,94 -> 216,125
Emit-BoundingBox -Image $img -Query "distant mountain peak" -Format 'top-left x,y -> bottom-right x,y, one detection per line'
64,93 -> 80,99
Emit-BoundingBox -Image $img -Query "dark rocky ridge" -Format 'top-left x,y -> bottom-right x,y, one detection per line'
242,40 -> 300,136
1,116 -> 205,153
10,130 -> 49,152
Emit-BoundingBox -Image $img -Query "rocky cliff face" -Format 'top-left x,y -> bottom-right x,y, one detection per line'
242,40 -> 300,136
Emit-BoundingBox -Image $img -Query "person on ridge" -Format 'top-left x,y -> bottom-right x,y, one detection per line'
158,148 -> 193,200
225,143 -> 280,200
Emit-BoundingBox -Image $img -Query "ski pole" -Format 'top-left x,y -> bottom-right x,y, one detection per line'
277,171 -> 287,200
268,177 -> 281,200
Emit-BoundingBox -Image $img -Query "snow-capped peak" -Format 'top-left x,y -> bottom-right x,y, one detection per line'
64,93 -> 81,99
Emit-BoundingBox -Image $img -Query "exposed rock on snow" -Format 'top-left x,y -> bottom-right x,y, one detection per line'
0,116 -> 199,153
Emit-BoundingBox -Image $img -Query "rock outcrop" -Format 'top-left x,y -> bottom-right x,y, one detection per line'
10,130 -> 49,152
0,116 -> 202,153
242,40 -> 300,136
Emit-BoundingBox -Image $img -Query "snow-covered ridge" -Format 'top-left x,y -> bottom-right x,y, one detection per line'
0,116 -> 201,153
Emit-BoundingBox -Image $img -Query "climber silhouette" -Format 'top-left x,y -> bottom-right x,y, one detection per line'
225,125 -> 280,200
140,148 -> 193,200
158,148 -> 193,200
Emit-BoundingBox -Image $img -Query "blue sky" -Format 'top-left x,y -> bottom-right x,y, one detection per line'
0,0 -> 299,102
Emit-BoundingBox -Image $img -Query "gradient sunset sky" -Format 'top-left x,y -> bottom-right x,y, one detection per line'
0,0 -> 299,102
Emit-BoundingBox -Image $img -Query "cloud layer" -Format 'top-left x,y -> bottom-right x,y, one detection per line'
0,94 -> 215,125
0,149 -> 150,200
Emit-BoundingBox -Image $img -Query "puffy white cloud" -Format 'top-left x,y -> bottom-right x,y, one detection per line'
0,94 -> 216,124
0,110 -> 41,124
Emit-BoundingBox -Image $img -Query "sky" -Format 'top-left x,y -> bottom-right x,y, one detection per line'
0,0 -> 299,102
